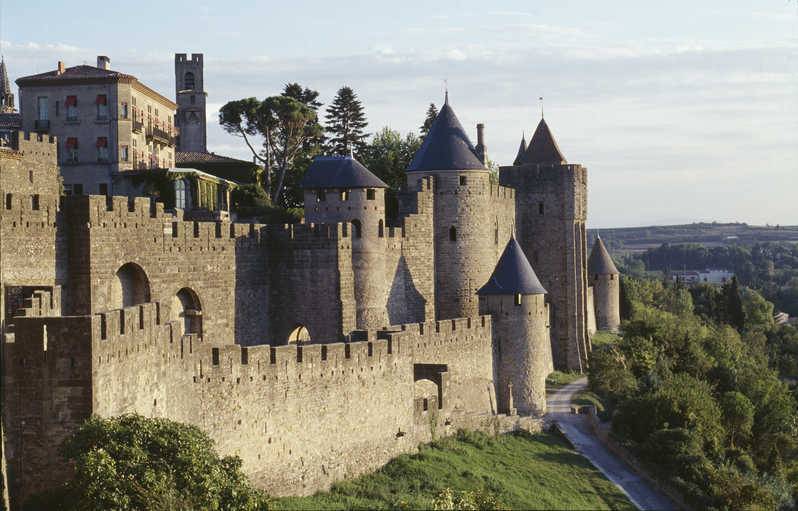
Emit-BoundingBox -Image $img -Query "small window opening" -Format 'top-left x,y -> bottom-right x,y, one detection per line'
366,189 -> 376,200
538,202 -> 544,215
449,226 -> 457,242
459,175 -> 467,186
316,190 -> 326,202
378,219 -> 384,238
32,195 -> 40,210
5,194 -> 12,209
340,190 -> 349,201
352,219 -> 362,239
514,293 -> 522,306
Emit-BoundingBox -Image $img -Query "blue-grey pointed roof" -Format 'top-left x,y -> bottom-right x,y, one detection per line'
513,134 -> 527,165
588,237 -> 619,275
301,155 -> 388,189
478,237 -> 547,295
407,100 -> 486,172
521,118 -> 566,165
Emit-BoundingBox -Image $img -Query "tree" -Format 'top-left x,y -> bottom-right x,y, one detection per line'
281,83 -> 322,110
720,391 -> 755,448
280,83 -> 324,207
724,277 -> 745,331
25,414 -> 269,511
420,103 -> 438,137
325,86 -> 368,156
360,127 -> 421,190
220,95 -> 321,205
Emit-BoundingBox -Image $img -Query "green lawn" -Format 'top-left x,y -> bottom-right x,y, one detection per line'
545,370 -> 585,389
272,430 -> 634,510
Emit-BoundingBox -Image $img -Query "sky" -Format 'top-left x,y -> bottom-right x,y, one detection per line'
1,0 -> 796,228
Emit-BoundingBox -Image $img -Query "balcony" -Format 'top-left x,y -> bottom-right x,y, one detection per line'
146,125 -> 175,146
131,118 -> 144,133
34,119 -> 50,132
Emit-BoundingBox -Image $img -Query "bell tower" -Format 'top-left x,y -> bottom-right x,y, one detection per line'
174,53 -> 207,153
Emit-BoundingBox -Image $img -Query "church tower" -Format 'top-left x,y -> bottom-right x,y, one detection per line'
500,117 -> 590,372
174,53 -> 207,153
0,58 -> 15,113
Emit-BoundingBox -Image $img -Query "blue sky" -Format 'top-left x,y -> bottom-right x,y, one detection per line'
2,1 -> 797,227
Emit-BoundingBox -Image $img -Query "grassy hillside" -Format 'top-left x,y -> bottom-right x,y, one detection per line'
273,430 -> 633,510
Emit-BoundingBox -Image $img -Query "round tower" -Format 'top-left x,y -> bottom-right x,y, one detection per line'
407,95 -> 505,320
478,237 -> 552,416
588,236 -> 620,332
302,155 -> 389,330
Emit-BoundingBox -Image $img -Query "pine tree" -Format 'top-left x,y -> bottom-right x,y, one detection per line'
726,276 -> 746,330
324,86 -> 368,156
420,103 -> 438,137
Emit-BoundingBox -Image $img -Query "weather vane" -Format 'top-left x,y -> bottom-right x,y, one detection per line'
539,96 -> 544,118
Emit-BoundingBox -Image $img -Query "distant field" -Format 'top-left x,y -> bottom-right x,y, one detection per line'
272,430 -> 633,511
588,222 -> 798,254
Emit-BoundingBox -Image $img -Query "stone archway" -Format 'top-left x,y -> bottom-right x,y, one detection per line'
110,262 -> 151,309
172,288 -> 202,337
287,325 -> 311,344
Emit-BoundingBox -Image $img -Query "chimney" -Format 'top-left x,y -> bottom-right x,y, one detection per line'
57,61 -> 65,75
97,56 -> 111,70
475,123 -> 487,165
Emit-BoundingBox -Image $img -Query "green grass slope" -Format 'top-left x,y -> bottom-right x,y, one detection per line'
273,430 -> 634,510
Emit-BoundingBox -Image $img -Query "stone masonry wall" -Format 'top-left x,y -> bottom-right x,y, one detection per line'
500,163 -> 589,372
4,299 -> 501,502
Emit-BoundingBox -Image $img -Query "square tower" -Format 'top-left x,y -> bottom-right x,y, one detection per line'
175,53 -> 207,153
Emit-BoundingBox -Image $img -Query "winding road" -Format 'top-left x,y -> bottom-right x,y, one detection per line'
547,378 -> 678,511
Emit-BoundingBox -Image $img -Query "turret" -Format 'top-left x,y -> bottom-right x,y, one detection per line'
512,133 -> 526,166
302,155 -> 389,329
407,95 -> 510,321
478,237 -> 552,416
588,236 -> 620,332
1,58 -> 16,112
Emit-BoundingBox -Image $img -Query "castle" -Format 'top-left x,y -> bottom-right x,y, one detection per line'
0,79 -> 620,506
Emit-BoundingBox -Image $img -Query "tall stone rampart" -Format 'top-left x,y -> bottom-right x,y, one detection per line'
500,163 -> 589,371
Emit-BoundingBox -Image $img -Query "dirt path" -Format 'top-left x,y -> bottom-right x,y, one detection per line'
547,378 -> 678,511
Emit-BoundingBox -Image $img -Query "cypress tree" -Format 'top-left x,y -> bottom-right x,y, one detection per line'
725,276 -> 746,330
324,86 -> 368,156
420,103 -> 438,137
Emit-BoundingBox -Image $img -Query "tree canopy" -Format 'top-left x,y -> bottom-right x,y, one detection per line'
324,86 -> 368,156
25,414 -> 270,511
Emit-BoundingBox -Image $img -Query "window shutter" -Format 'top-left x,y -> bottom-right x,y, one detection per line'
96,137 -> 108,148
66,95 -> 77,107
66,137 -> 78,148
96,95 -> 107,105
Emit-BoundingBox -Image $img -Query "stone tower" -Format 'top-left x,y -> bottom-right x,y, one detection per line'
478,236 -> 552,415
175,53 -> 207,153
500,117 -> 590,372
588,236 -> 621,332
302,155 -> 389,330
0,58 -> 15,112
406,95 -> 508,320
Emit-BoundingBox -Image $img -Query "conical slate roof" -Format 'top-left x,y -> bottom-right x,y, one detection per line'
407,98 -> 485,172
301,155 -> 388,189
588,237 -> 619,275
477,237 -> 547,295
522,118 -> 566,165
512,133 -> 527,165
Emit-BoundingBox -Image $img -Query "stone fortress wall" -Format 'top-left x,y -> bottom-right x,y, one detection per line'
2,105 -> 619,507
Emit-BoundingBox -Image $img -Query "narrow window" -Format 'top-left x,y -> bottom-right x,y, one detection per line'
5,194 -> 12,209
494,223 -> 499,245
65,95 -> 77,121
449,226 -> 457,242
66,138 -> 79,163
366,189 -> 376,200
37,96 -> 49,120
96,95 -> 108,120
459,175 -> 467,186
352,219 -> 362,239
96,137 -> 109,162
378,219 -> 384,238
538,202 -> 544,215
316,190 -> 326,202
31,195 -> 40,210
514,294 -> 522,306
340,190 -> 349,201
120,145 -> 129,162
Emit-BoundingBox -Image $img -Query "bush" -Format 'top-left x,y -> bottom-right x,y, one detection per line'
25,414 -> 270,511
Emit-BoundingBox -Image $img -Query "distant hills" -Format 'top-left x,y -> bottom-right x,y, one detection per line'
588,222 -> 798,254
